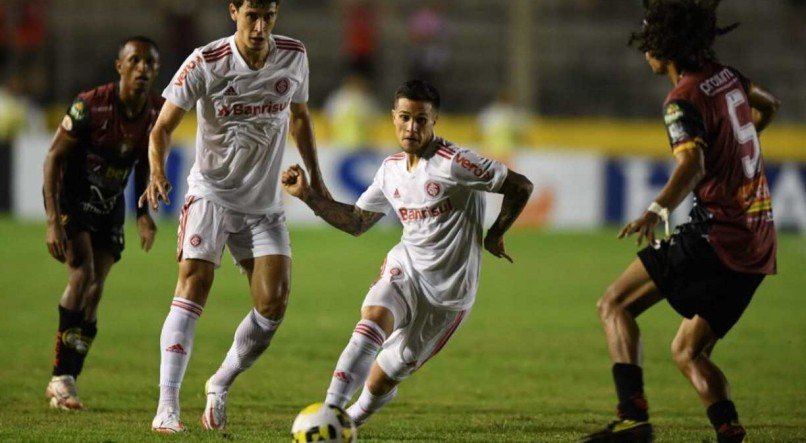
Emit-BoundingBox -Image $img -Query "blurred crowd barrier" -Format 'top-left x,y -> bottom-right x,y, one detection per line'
11,117 -> 806,233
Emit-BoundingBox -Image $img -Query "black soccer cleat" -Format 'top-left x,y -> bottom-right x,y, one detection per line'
716,422 -> 746,443
579,419 -> 654,443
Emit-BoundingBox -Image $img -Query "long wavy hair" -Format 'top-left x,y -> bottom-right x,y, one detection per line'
629,0 -> 739,71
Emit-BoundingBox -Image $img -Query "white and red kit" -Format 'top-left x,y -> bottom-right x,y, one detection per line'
164,34 -> 309,214
164,34 -> 309,264
357,136 -> 508,310
355,137 -> 508,379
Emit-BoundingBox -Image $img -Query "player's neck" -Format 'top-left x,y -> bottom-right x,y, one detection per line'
666,63 -> 682,86
406,153 -> 420,171
235,38 -> 269,70
117,82 -> 147,118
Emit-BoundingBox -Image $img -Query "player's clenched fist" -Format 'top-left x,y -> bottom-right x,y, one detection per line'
282,164 -> 311,200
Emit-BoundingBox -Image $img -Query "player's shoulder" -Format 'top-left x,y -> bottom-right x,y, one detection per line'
76,82 -> 115,104
197,37 -> 233,64
272,34 -> 306,54
433,138 -> 460,161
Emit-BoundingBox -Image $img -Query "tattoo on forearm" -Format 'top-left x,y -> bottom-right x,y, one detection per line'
489,176 -> 532,236
305,194 -> 383,236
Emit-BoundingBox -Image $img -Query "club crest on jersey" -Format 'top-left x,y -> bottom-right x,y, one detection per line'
275,78 -> 290,95
425,180 -> 443,199
389,267 -> 402,278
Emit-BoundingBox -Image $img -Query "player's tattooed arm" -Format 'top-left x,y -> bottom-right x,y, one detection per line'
282,165 -> 384,236
747,82 -> 780,133
485,170 -> 534,262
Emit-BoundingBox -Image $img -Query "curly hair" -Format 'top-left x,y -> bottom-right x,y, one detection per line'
628,0 -> 739,71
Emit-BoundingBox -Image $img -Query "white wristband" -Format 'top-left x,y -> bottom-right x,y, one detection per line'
647,202 -> 670,237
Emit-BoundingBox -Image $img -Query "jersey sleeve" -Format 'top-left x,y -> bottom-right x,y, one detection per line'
162,50 -> 207,111
663,99 -> 707,154
60,95 -> 91,138
446,149 -> 508,192
355,167 -> 392,214
292,52 -> 309,104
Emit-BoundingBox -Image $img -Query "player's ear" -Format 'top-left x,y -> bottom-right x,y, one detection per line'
229,3 -> 238,21
114,57 -> 123,75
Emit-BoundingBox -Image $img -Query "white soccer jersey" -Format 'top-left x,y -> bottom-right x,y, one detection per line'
163,35 -> 309,214
356,137 -> 508,310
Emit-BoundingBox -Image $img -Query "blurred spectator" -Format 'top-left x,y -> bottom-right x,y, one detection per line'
407,2 -> 450,87
323,73 -> 380,151
10,0 -> 49,103
339,0 -> 378,82
477,88 -> 529,160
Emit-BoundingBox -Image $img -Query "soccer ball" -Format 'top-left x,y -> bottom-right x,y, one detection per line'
291,403 -> 357,442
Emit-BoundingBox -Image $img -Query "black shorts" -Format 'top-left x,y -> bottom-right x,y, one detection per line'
637,226 -> 764,338
58,198 -> 125,262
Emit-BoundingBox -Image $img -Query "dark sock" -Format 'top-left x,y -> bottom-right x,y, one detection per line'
708,400 -> 741,431
612,363 -> 649,421
52,306 -> 86,377
74,319 -> 98,377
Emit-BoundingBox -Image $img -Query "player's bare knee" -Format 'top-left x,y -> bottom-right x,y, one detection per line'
671,336 -> 697,368
360,306 -> 394,336
254,282 -> 289,319
68,261 -> 95,292
597,287 -> 621,319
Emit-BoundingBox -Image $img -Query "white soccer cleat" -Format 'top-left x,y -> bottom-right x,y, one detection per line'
46,375 -> 84,410
201,378 -> 228,430
152,408 -> 186,434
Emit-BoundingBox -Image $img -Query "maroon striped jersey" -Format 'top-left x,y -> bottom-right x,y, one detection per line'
663,63 -> 776,274
60,83 -> 163,215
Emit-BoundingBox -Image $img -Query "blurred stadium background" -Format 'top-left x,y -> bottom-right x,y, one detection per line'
0,1 -> 804,441
1,0 -> 805,229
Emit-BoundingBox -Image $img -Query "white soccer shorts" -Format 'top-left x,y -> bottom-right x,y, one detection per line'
362,259 -> 471,381
176,195 -> 291,267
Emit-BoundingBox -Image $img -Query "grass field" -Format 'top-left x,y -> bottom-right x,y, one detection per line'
0,218 -> 804,442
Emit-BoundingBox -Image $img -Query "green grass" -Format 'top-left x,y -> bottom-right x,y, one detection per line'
0,218 -> 804,442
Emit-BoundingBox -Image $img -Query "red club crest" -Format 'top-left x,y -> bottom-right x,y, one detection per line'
275,78 -> 290,94
425,180 -> 442,198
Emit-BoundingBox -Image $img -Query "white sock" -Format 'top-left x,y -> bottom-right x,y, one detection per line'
324,320 -> 386,408
209,309 -> 281,391
346,385 -> 398,426
157,297 -> 202,413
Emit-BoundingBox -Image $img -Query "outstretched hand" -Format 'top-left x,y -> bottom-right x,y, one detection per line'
618,211 -> 661,247
138,173 -> 172,211
484,232 -> 513,263
282,164 -> 311,200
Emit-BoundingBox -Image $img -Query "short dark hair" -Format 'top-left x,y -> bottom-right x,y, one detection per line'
117,35 -> 159,59
628,0 -> 738,72
394,80 -> 441,110
231,0 -> 280,9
